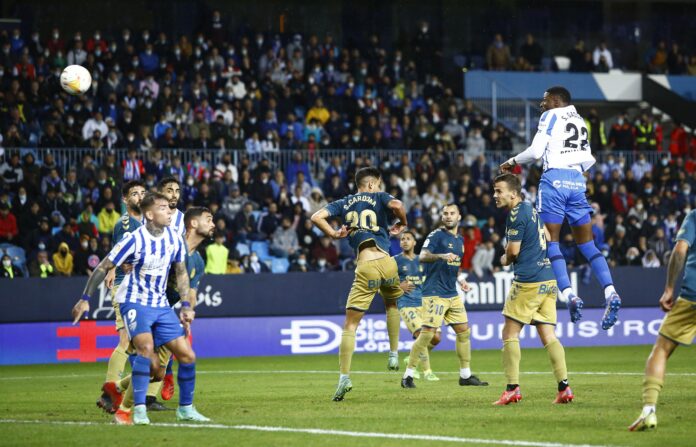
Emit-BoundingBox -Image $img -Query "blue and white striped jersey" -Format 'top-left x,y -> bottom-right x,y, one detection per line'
171,209 -> 186,238
108,225 -> 186,307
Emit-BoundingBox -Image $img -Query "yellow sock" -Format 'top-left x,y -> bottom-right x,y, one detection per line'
642,375 -> 664,406
118,375 -> 131,392
456,329 -> 471,369
120,381 -> 134,411
544,339 -> 568,382
419,344 -> 433,372
408,330 -> 434,369
502,338 -> 521,385
147,379 -> 162,398
105,345 -> 129,382
386,306 -> 400,352
339,330 -> 356,375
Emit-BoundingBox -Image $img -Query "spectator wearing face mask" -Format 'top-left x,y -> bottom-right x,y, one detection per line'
243,252 -> 270,274
29,250 -> 54,278
97,201 -> 119,235
289,252 -> 311,273
0,254 -> 22,278
52,242 -> 73,276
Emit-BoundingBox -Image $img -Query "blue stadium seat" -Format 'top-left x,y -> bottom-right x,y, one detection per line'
250,241 -> 271,261
235,242 -> 250,257
3,245 -> 28,277
270,257 -> 290,273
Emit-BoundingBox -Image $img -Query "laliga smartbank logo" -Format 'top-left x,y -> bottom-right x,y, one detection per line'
280,318 -> 393,354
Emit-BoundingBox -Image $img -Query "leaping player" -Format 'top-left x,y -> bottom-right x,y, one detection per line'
500,86 -> 622,330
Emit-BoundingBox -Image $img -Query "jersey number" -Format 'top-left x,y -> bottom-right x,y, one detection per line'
563,123 -> 588,150
346,210 -> 379,232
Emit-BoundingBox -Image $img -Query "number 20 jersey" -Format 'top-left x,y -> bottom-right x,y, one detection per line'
325,191 -> 394,254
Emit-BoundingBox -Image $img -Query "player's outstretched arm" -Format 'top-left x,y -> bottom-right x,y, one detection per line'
500,128 -> 550,171
660,240 -> 688,312
71,257 -> 116,324
311,208 -> 348,239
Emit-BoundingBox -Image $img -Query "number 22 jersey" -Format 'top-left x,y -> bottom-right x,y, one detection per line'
325,192 -> 394,254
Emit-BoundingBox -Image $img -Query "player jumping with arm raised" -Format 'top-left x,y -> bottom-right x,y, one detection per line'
500,86 -> 621,330
311,167 -> 407,402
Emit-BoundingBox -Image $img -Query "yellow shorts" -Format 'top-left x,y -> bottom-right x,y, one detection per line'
156,345 -> 172,368
112,286 -> 124,331
346,256 -> 403,311
502,280 -> 558,325
659,297 -> 696,345
421,296 -> 468,328
400,306 -> 442,337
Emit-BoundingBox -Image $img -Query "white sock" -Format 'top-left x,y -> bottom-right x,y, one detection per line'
561,288 -> 574,301
390,351 -> 398,356
339,374 -> 349,381
403,368 -> 415,379
642,404 -> 656,415
134,404 -> 146,412
460,368 -> 471,379
604,285 -> 617,300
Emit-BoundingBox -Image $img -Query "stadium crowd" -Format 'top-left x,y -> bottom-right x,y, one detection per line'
0,18 -> 694,278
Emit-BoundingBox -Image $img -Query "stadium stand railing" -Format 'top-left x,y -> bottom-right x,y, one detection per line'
9,148 -> 665,181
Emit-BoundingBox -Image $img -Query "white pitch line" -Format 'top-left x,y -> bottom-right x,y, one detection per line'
0,419 -> 620,447
1,369 -> 696,381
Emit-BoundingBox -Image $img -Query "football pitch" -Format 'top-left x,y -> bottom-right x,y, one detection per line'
1,345 -> 694,447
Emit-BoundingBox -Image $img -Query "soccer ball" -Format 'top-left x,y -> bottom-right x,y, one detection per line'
60,65 -> 92,95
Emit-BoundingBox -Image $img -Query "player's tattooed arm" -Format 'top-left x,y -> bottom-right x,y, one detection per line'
83,258 -> 116,298
174,262 -> 191,304
661,240 -> 688,311
311,208 -> 349,239
71,257 -> 115,324
419,249 -> 455,263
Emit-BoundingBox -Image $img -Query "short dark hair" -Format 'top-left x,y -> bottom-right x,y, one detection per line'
184,206 -> 211,229
494,173 -> 522,195
442,203 -> 460,214
122,180 -> 145,197
401,229 -> 417,240
140,192 -> 169,212
157,176 -> 180,191
546,86 -> 571,104
355,167 -> 382,187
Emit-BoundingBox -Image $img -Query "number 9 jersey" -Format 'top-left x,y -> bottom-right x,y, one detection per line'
325,191 -> 395,255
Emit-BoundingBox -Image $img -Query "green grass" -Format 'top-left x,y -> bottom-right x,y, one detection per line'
0,345 -> 694,446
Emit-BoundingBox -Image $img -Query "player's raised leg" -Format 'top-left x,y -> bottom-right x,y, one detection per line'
569,223 -> 620,330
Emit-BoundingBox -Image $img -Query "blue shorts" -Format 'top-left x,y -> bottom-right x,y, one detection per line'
537,169 -> 592,226
120,301 -> 185,347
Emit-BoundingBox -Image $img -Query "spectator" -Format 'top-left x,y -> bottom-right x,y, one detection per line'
97,201 -> 119,235
592,41 -> 613,70
81,112 -> 109,142
642,249 -> 661,268
29,250 -> 54,278
243,252 -> 270,274
519,34 -> 543,70
271,216 -> 299,258
289,252 -> 311,272
486,34 -> 511,70
584,109 -> 606,151
471,240 -> 494,278
0,202 -> 18,243
52,242 -> 73,276
0,254 -> 22,278
0,153 -> 24,191
608,113 -> 635,150
205,231 -> 229,274
311,236 -> 339,270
